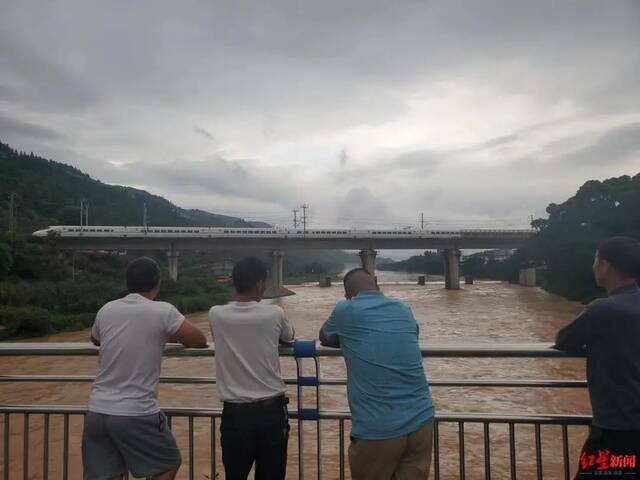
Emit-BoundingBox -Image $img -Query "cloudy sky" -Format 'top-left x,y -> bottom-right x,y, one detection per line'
1,0 -> 639,229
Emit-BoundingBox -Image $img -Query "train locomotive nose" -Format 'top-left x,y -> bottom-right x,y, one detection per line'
33,228 -> 51,237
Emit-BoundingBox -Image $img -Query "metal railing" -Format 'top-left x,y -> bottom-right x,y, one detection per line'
0,342 -> 589,480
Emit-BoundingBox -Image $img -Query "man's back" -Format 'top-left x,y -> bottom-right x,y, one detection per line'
557,284 -> 640,430
322,291 -> 434,439
209,301 -> 294,402
89,293 -> 184,415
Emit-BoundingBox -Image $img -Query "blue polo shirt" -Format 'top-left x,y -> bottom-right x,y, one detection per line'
321,291 -> 434,439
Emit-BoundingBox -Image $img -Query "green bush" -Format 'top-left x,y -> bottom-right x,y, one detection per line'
50,313 -> 95,332
0,306 -> 51,339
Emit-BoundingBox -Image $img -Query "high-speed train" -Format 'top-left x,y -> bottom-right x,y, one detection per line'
33,225 -> 531,239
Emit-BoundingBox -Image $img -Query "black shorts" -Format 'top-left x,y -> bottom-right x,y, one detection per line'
575,426 -> 640,478
82,411 -> 181,479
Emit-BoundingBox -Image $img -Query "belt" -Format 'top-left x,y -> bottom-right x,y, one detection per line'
223,395 -> 287,409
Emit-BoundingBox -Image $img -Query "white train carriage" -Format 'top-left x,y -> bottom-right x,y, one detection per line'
33,225 -> 467,239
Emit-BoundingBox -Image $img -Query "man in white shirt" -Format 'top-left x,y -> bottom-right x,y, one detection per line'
209,257 -> 294,480
82,256 -> 207,480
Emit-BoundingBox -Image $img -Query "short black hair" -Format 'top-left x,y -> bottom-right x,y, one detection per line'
126,257 -> 161,293
343,267 -> 371,285
232,257 -> 268,293
597,236 -> 640,278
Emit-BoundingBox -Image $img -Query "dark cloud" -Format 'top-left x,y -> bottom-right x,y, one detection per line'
336,188 -> 391,225
562,122 -> 640,167
339,148 -> 348,168
105,155 -> 299,208
0,115 -> 65,141
480,134 -> 520,149
0,33 -> 98,113
194,127 -> 215,141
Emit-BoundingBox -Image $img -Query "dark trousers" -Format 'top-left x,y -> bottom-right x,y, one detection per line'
574,426 -> 640,478
221,395 -> 289,480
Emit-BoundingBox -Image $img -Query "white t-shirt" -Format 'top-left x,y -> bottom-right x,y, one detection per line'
88,293 -> 184,416
209,301 -> 294,403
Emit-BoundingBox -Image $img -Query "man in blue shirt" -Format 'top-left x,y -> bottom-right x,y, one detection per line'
319,268 -> 435,480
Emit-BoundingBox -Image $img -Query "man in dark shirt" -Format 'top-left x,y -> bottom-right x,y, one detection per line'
555,236 -> 640,478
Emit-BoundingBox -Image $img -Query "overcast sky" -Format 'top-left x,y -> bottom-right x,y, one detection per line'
1,0 -> 639,229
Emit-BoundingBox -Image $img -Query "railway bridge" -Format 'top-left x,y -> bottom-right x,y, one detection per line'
33,226 -> 535,296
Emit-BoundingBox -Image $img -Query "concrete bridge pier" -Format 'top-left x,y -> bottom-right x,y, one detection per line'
264,250 -> 295,298
442,249 -> 461,290
167,250 -> 179,281
359,249 -> 377,276
519,267 -> 537,287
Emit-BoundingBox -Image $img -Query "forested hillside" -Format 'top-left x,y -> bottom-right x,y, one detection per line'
0,141 -> 266,237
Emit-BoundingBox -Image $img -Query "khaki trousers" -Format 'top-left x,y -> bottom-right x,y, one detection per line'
349,420 -> 434,480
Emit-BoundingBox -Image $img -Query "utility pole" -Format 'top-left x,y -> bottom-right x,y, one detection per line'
301,204 -> 309,235
84,201 -> 89,226
8,192 -> 16,236
292,208 -> 299,228
143,202 -> 148,229
421,212 -> 424,230
80,199 -> 85,229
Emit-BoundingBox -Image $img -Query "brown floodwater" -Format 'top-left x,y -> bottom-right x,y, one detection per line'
0,277 -> 590,479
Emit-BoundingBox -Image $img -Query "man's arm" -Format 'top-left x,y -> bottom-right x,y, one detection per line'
170,320 -> 208,348
90,314 -> 100,346
554,302 -> 601,353
279,308 -> 295,344
319,305 -> 341,348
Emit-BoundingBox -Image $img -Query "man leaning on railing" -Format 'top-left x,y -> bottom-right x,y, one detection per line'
83,256 -> 208,480
554,237 -> 640,478
209,257 -> 295,480
319,268 -> 435,480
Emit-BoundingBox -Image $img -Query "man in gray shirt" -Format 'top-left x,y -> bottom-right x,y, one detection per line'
555,237 -> 640,477
83,257 -> 207,480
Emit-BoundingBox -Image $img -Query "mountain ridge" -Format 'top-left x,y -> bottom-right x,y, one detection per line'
0,140 -> 270,236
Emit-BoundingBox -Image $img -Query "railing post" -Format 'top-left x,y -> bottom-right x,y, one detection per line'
3,413 -> 9,480
294,340 -> 321,480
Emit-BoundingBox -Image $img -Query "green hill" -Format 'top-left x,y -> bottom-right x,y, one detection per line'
0,140 -> 266,237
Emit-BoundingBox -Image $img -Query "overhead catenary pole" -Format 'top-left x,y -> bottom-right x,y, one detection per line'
301,204 -> 309,235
